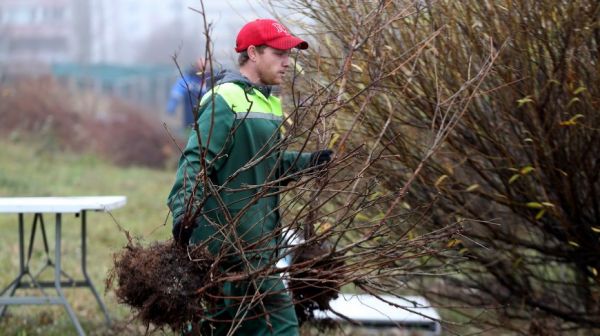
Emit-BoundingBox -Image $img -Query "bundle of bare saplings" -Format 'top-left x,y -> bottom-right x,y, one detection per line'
108,232 -> 343,331
107,239 -> 215,331
288,241 -> 344,324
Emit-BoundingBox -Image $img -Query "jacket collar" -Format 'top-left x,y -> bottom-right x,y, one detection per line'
217,69 -> 273,98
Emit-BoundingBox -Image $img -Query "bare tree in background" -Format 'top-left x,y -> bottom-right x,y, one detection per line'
269,0 -> 600,334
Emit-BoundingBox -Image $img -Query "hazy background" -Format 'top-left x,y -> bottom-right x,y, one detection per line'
1,0 -> 274,66
0,0 -> 279,119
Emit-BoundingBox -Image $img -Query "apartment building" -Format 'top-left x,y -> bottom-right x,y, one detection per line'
0,0 -> 271,109
0,0 -> 90,65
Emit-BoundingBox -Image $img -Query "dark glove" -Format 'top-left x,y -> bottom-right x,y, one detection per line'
310,149 -> 333,167
172,219 -> 195,246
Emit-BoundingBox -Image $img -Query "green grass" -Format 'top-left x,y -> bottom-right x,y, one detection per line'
0,139 -> 176,335
0,139 -> 456,336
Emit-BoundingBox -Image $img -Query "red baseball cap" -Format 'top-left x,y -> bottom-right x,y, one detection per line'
235,19 -> 309,53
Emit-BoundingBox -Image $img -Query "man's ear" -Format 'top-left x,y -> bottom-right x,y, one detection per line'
247,45 -> 257,62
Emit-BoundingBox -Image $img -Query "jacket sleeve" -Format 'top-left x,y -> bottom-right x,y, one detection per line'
167,94 -> 235,221
278,150 -> 313,183
166,77 -> 188,115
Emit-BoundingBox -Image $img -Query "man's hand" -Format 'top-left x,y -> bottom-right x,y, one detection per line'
310,149 -> 333,167
172,220 -> 194,246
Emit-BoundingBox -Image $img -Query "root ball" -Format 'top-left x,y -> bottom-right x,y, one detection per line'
107,241 -> 214,331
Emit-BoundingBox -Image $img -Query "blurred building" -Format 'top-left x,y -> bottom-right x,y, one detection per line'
0,0 -> 193,66
0,0 -> 90,65
0,0 -> 268,66
0,0 -> 272,111
0,0 -> 187,111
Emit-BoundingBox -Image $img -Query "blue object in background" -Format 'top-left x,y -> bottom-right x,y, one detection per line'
166,69 -> 210,129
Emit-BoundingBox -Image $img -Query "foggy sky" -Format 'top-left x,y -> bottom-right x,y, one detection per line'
92,0 -> 274,67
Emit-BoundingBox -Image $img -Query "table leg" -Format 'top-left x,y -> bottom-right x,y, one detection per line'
80,211 -> 111,325
55,213 -> 86,336
28,214 -> 53,289
0,214 -> 26,318
19,214 -> 25,274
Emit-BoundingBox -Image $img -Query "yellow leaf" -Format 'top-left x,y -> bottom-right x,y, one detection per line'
573,86 -> 586,95
520,166 -> 534,175
541,202 -> 555,208
560,120 -> 577,126
590,267 -> 598,277
569,114 -> 584,122
535,209 -> 546,220
517,96 -> 534,107
317,222 -> 332,234
401,202 -> 411,210
329,133 -> 340,148
524,138 -> 534,143
526,202 -> 544,209
447,239 -> 460,248
368,191 -> 382,201
568,241 -> 580,247
591,226 -> 600,233
351,63 -> 363,73
465,184 -> 479,192
560,114 -> 584,126
435,175 -> 448,187
509,174 -> 520,184
355,213 -> 370,222
294,62 -> 305,75
567,97 -> 580,107
382,93 -> 393,114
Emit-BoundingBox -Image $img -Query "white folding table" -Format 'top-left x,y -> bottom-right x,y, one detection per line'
0,196 -> 127,336
314,294 -> 442,334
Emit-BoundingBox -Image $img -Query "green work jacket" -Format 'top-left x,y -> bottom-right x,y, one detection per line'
167,77 -> 311,267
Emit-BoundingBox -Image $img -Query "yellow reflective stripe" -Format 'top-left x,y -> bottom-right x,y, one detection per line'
200,83 -> 282,117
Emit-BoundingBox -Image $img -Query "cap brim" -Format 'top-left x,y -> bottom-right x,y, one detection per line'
266,35 -> 309,50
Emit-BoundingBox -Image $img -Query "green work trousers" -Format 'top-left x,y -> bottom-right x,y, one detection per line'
198,276 -> 299,336
185,208 -> 298,335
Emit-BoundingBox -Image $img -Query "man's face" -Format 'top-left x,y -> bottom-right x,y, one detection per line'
254,46 -> 291,85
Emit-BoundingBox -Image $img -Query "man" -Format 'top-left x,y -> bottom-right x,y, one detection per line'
166,19 -> 332,335
166,58 -> 221,134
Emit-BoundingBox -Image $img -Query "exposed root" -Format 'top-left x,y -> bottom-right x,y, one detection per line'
289,242 -> 344,324
107,240 -> 215,331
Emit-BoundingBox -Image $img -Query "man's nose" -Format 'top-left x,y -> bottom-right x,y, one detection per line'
282,56 -> 290,67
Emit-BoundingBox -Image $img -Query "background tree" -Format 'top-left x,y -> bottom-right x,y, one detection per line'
282,0 -> 599,334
